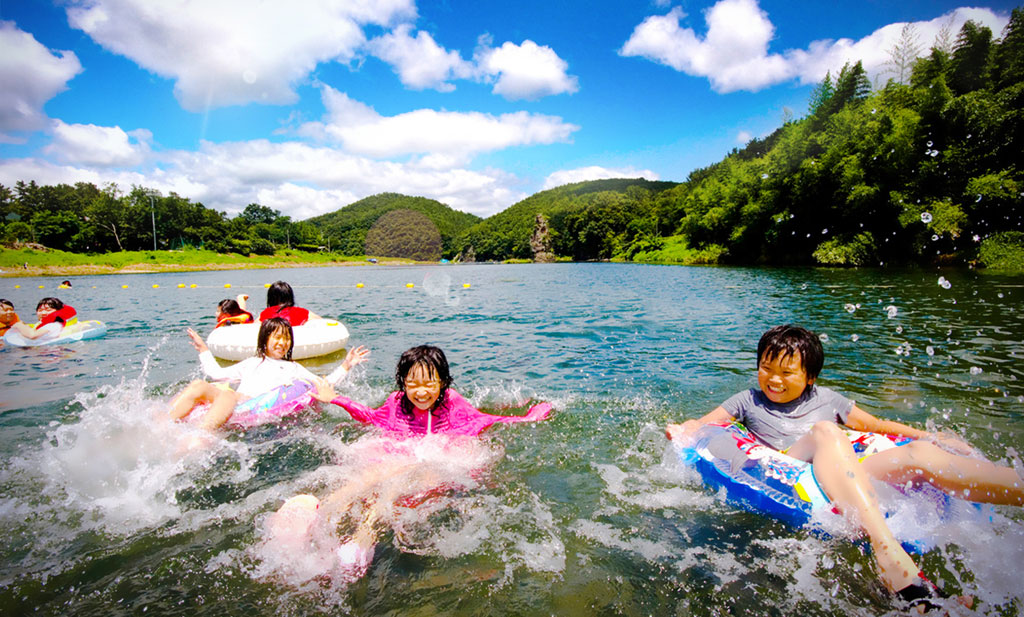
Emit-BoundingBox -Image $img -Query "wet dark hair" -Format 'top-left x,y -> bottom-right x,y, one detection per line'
0,299 -> 13,309
395,345 -> 453,417
757,324 -> 824,381
36,297 -> 64,311
256,317 -> 293,361
217,298 -> 247,316
266,281 -> 296,309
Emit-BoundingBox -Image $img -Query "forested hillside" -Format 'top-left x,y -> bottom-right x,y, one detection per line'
457,10 -> 1024,268
456,179 -> 678,261
304,193 -> 480,259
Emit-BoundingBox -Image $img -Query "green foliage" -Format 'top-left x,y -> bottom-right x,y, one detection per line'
977,231 -> 1024,270
812,232 -> 878,266
364,209 -> 443,261
306,193 -> 478,259
630,235 -> 727,265
456,178 -> 677,262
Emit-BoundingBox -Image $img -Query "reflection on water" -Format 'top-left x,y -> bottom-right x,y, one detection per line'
1,263 -> 1022,615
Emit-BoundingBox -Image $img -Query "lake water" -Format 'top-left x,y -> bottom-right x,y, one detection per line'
1,263 -> 1022,616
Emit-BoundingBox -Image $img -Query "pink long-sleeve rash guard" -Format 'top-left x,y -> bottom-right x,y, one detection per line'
330,389 -> 551,437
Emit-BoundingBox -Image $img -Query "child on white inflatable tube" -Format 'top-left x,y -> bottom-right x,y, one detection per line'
665,324 -> 1024,614
168,317 -> 370,431
262,344 -> 551,583
6,297 -> 77,342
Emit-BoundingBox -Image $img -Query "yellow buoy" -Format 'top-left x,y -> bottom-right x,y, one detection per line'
152,284 -> 159,288
177,283 -> 185,288
463,283 -> 471,288
356,283 -> 364,288
38,285 -> 44,289
224,283 -> 231,288
190,284 -> 197,288
122,285 -> 128,289
406,283 -> 414,288
14,285 -> 20,289
264,283 -> 271,288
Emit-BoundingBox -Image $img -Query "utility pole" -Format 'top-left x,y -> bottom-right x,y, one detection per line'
147,192 -> 158,251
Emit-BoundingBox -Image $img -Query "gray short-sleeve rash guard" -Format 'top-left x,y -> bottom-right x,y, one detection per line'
720,385 -> 854,450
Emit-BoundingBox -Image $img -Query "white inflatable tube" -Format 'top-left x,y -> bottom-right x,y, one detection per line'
3,320 -> 108,347
206,318 -> 350,361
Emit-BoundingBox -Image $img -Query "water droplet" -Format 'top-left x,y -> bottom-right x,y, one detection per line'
926,346 -> 935,356
998,292 -> 1004,298
885,305 -> 898,319
937,276 -> 952,289
932,234 -> 939,241
920,212 -> 933,224
761,173 -> 769,179
927,141 -> 933,147
801,283 -> 808,290
818,333 -> 829,342
871,109 -> 877,114
973,234 -> 981,242
844,303 -> 856,313
851,334 -> 860,342
976,194 -> 983,202
896,325 -> 903,334
822,228 -> 828,234
970,366 -> 983,375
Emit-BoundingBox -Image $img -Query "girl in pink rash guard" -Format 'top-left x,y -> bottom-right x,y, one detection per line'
261,345 -> 551,583
330,345 -> 551,436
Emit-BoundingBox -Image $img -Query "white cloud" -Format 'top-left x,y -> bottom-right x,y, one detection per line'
366,24 -> 473,92
0,138 -> 527,218
297,86 -> 579,158
735,130 -> 752,144
542,166 -> 659,190
0,21 -> 82,136
786,8 -> 1009,86
621,1 -> 1008,93
476,38 -> 579,100
44,120 -> 151,167
64,0 -> 416,111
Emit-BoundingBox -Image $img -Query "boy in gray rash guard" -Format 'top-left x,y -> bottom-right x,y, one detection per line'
666,325 -> 1024,613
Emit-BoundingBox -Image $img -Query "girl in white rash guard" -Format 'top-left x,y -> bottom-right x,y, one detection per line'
168,317 -> 369,431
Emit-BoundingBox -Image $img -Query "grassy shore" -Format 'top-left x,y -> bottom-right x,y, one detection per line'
0,247 -> 416,278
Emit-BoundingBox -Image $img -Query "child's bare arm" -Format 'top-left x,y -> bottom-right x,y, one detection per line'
845,405 -> 972,454
666,406 -> 733,441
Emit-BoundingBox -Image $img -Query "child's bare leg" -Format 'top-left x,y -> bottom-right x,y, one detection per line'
793,421 -> 920,592
862,440 -> 1024,506
196,388 -> 240,431
168,380 -> 219,420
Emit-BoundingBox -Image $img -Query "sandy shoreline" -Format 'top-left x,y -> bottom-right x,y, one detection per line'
0,259 -> 420,279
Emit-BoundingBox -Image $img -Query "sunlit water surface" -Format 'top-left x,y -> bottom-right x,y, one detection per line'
1,263 -> 1022,616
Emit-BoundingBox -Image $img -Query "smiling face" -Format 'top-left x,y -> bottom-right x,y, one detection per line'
265,328 -> 292,360
757,350 -> 814,404
36,305 -> 56,322
404,362 -> 442,412
0,302 -> 15,322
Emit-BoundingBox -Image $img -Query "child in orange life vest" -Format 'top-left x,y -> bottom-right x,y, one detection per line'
259,280 -> 321,326
169,317 -> 369,431
0,299 -> 19,336
7,297 -> 77,341
215,294 -> 255,328
666,325 -> 1024,612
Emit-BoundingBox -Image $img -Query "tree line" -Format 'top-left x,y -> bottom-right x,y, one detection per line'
0,182 -> 322,256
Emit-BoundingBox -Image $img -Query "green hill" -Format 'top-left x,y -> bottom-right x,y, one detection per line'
456,178 -> 679,261
305,193 -> 481,259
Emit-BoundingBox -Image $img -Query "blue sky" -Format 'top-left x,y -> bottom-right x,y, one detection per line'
0,0 -> 1014,220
